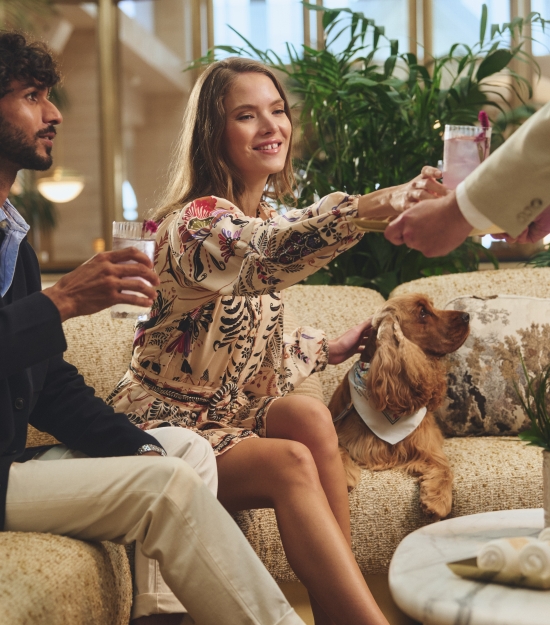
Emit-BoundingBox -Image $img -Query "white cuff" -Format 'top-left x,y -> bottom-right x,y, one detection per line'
456,182 -> 494,230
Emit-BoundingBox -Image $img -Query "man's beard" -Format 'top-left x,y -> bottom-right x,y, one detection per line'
0,115 -> 53,171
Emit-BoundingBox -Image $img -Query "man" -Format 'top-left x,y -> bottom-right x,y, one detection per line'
385,101 -> 550,257
0,31 -> 304,625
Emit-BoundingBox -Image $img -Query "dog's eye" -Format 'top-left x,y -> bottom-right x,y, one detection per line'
419,306 -> 428,318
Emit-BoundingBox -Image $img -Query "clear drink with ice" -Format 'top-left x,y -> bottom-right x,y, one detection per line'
442,125 -> 491,190
111,221 -> 156,321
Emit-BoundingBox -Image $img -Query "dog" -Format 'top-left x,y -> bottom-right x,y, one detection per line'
328,294 -> 470,520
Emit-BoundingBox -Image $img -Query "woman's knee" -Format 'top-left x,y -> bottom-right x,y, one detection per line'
270,440 -> 321,489
294,398 -> 340,454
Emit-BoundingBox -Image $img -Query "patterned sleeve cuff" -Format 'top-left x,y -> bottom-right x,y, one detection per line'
312,335 -> 330,373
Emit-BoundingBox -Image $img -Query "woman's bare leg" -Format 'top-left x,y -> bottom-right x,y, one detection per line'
265,395 -> 353,625
266,395 -> 351,542
216,439 -> 389,625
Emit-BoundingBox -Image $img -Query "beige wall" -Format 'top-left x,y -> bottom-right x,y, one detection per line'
49,29 -> 103,263
39,3 -> 189,265
131,92 -> 186,219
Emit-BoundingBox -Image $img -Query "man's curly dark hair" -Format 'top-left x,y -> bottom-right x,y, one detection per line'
0,31 -> 60,100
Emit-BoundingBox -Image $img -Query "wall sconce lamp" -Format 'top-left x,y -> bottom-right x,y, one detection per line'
37,167 -> 85,203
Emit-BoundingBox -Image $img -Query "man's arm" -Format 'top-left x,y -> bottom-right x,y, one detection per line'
1,246 -> 163,456
0,248 -> 159,379
0,291 -> 67,379
30,354 -> 162,457
384,191 -> 472,257
385,102 -> 550,255
462,101 -> 550,238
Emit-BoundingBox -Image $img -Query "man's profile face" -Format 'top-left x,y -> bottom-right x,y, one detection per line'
0,80 -> 62,172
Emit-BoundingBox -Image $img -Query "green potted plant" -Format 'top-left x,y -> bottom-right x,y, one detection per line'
517,362 -> 550,527
192,3 -> 548,297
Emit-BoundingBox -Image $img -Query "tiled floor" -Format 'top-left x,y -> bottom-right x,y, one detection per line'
279,576 -> 419,625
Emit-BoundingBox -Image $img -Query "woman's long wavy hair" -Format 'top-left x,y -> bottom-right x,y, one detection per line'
151,58 -> 296,221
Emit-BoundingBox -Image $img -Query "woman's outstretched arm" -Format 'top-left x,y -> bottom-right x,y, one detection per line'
356,166 -> 447,220
166,193 -> 363,296
165,167 -> 446,299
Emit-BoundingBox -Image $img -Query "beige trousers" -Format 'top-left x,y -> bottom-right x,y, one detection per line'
5,427 -> 303,625
133,428 -> 217,619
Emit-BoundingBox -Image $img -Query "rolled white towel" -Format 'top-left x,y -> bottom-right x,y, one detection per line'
477,537 -> 536,576
539,527 -> 550,543
519,540 -> 550,580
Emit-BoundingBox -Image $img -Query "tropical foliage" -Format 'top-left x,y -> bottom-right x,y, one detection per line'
192,3 -> 548,296
527,245 -> 550,268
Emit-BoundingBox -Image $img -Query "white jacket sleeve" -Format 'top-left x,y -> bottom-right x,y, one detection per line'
462,101 -> 550,237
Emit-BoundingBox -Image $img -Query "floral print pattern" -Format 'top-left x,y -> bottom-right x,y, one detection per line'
108,193 -> 362,454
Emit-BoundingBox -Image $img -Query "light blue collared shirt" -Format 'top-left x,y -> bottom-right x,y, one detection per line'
0,199 -> 30,297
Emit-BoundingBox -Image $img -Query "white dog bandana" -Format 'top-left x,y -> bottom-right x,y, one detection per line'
347,360 -> 427,445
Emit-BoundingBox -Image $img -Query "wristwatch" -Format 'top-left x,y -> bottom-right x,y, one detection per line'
135,444 -> 167,457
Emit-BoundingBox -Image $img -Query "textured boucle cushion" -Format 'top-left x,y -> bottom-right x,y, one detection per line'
391,267 -> 550,309
234,437 -> 543,578
285,285 -> 385,404
63,310 -> 135,401
0,532 -> 132,624
438,295 -> 550,436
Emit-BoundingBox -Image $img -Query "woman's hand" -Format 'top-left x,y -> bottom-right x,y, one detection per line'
387,166 -> 449,213
328,319 -> 372,365
356,166 -> 449,220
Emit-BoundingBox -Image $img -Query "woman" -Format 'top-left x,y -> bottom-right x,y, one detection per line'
109,58 -> 446,625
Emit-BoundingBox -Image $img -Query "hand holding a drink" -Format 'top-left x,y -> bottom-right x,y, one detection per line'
110,221 -> 158,321
43,246 -> 159,322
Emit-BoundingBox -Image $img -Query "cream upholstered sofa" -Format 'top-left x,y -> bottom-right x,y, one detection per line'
5,267 -> 546,622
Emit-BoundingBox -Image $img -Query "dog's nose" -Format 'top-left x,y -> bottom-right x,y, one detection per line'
461,312 -> 470,323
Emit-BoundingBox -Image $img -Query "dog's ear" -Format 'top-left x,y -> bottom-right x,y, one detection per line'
360,329 -> 377,363
424,364 -> 448,412
367,312 -> 441,416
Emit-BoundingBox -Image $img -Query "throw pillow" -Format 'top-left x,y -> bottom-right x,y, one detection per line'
437,295 -> 550,437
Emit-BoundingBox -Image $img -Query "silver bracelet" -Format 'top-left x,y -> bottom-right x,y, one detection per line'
135,444 -> 167,457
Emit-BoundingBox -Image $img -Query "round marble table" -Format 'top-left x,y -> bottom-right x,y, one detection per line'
389,509 -> 549,625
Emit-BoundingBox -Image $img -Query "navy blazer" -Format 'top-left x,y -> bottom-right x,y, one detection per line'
0,237 -> 160,529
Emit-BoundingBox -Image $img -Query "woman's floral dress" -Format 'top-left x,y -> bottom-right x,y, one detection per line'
107,192 -> 362,454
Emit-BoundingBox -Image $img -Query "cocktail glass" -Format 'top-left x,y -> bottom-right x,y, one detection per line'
111,221 -> 156,321
442,125 -> 492,190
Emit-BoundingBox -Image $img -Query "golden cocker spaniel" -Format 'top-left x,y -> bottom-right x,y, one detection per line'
329,294 -> 470,519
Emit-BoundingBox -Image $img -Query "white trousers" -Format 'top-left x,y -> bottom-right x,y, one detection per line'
5,427 -> 303,625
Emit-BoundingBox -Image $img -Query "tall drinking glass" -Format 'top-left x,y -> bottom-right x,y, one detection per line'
442,125 -> 492,190
111,221 -> 156,321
